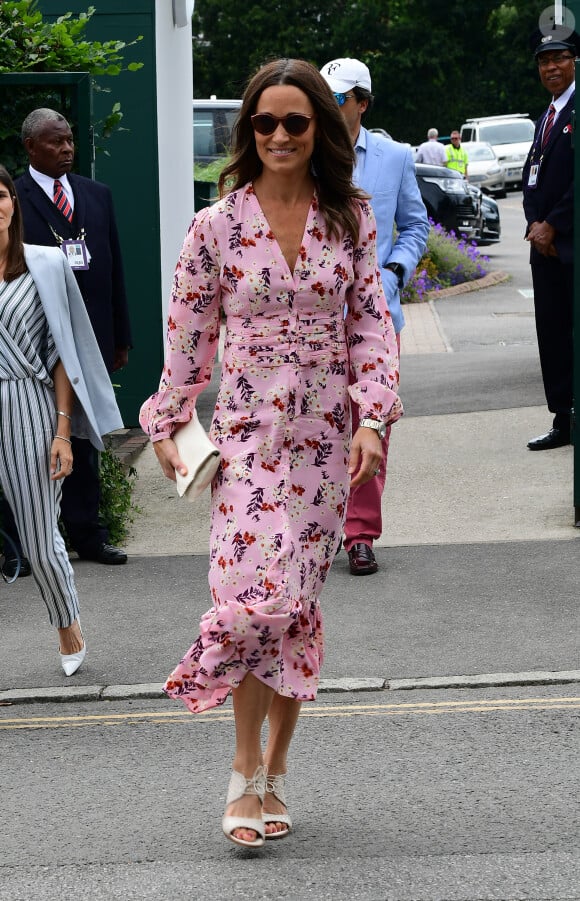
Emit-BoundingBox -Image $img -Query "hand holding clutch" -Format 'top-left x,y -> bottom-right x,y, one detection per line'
173,412 -> 221,501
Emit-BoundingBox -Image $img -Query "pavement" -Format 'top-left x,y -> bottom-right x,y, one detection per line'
1,245 -> 580,706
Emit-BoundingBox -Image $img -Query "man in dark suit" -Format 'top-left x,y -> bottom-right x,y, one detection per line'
523,29 -> 579,450
2,108 -> 131,570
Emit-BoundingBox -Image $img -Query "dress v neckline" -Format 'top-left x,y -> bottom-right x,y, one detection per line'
248,184 -> 317,282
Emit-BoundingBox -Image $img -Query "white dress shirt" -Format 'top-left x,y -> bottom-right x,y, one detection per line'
29,166 -> 75,211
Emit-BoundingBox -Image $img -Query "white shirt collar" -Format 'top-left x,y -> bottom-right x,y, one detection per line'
29,166 -> 73,206
552,80 -> 575,114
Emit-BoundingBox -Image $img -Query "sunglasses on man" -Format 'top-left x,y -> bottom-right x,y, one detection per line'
333,92 -> 356,106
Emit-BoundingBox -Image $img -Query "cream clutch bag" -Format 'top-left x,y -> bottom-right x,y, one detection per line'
173,412 -> 221,502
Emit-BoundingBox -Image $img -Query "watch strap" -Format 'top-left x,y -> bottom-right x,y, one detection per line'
386,262 -> 404,287
360,418 -> 387,438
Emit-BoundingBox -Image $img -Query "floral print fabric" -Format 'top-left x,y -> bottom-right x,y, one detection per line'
140,184 -> 401,713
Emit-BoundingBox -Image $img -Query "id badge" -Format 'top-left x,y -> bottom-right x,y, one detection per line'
527,164 -> 539,188
62,238 -> 89,270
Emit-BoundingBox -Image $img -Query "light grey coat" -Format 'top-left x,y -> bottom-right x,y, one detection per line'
24,244 -> 123,449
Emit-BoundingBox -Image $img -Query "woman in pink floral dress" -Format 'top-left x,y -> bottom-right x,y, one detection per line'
140,59 -> 402,849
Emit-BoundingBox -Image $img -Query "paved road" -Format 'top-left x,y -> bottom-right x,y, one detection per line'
1,685 -> 579,900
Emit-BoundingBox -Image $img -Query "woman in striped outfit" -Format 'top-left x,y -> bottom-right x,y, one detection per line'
0,165 -> 123,675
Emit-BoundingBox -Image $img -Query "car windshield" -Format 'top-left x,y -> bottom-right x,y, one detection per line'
479,121 -> 535,145
466,145 -> 495,161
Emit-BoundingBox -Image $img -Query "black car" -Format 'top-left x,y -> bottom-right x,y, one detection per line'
477,192 -> 501,245
415,163 -> 482,238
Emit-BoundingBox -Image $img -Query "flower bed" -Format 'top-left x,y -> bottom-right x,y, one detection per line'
402,221 -> 489,303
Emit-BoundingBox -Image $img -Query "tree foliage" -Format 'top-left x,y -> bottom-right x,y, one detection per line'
0,1 -> 143,75
192,0 -> 549,143
0,1 -> 143,172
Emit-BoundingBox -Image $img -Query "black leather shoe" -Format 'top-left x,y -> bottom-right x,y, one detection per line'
347,542 -> 378,576
527,428 -> 571,451
2,555 -> 32,579
80,543 -> 128,565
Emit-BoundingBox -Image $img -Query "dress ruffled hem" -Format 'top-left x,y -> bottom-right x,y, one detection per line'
163,597 -> 323,714
163,672 -> 319,714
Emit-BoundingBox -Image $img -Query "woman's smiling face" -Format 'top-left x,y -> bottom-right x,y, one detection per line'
253,85 -> 316,177
0,183 -> 15,239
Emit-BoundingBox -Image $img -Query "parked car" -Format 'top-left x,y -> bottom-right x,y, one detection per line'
460,114 -> 534,189
462,141 -> 506,197
193,98 -> 241,209
415,162 -> 482,238
475,191 -> 501,245
193,98 -> 241,165
368,127 -> 392,140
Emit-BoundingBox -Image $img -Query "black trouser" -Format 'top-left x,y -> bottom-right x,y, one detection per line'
530,253 -> 574,430
1,436 -> 107,558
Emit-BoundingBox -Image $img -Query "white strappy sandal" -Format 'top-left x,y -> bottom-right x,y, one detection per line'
222,765 -> 266,848
263,773 -> 292,840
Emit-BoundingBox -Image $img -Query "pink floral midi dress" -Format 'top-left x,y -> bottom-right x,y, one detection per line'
140,184 -> 402,713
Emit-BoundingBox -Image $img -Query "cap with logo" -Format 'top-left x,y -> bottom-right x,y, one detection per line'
529,26 -> 580,56
319,58 -> 372,93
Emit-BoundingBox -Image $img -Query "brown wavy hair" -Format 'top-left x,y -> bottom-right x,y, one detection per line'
218,58 -> 368,243
0,165 -> 27,282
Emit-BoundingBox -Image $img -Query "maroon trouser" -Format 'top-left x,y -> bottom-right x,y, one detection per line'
344,333 -> 401,552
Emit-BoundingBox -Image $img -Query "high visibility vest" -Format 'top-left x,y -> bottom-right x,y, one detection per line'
446,144 -> 468,175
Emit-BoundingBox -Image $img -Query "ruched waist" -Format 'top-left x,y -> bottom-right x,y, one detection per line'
224,315 -> 347,363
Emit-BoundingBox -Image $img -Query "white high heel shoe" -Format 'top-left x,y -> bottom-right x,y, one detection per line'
222,765 -> 266,848
60,642 -> 86,676
59,621 -> 86,676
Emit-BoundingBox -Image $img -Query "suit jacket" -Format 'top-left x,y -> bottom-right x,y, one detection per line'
356,128 -> 430,333
522,92 -> 575,265
16,170 -> 132,370
24,244 -> 124,449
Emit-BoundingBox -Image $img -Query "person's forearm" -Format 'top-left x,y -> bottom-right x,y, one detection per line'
53,360 -> 75,436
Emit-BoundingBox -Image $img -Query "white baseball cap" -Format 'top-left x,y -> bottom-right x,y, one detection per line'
320,58 -> 372,93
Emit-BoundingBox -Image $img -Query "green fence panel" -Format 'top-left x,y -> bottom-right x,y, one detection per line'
36,0 -> 163,426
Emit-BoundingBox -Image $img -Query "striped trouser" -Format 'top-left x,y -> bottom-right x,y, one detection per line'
0,377 -> 79,628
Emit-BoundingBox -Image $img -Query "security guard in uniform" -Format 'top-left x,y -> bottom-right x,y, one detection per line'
523,27 -> 580,450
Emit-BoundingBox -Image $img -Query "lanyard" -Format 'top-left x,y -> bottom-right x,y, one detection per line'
49,223 -> 87,246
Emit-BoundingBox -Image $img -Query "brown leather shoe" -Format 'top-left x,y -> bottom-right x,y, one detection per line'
348,542 -> 378,575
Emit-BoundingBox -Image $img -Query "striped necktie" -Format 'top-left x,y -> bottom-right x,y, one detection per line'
53,179 -> 73,222
541,104 -> 556,150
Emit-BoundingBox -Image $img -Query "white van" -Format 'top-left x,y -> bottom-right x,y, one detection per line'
460,114 -> 535,188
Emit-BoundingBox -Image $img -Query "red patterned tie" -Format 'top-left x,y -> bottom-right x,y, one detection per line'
541,104 -> 556,150
53,179 -> 73,222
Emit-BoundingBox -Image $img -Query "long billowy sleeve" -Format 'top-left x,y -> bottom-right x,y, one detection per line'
139,207 -> 221,440
345,201 -> 403,426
